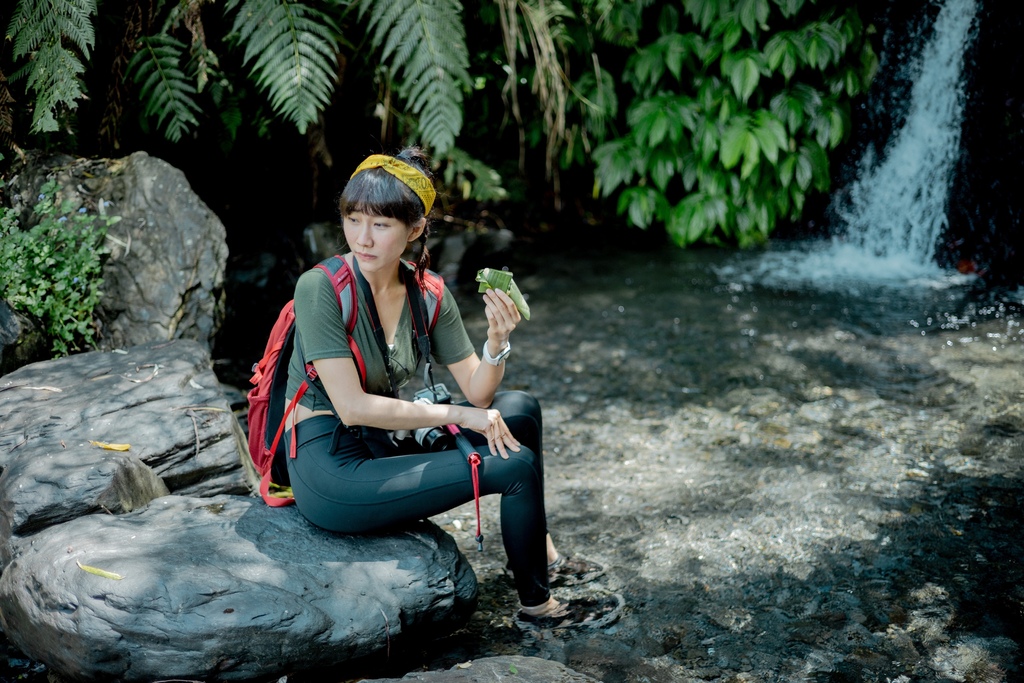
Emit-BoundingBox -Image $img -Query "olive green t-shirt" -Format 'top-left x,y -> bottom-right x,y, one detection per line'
286,260 -> 474,411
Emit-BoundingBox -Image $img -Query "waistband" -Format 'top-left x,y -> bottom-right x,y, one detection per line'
291,414 -> 345,447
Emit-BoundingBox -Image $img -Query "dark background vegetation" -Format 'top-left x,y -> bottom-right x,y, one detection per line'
1,0 -> 1022,364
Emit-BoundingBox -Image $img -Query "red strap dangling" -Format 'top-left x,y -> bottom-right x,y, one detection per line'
467,452 -> 483,551
443,423 -> 485,552
271,381 -> 308,459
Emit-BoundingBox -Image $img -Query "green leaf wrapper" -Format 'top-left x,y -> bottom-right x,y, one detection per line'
475,268 -> 531,320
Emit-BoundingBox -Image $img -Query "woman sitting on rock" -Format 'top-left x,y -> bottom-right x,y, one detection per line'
279,146 -> 621,630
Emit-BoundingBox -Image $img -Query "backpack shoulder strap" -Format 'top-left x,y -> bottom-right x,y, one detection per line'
419,268 -> 444,331
310,255 -> 367,387
403,260 -> 444,331
314,255 -> 357,332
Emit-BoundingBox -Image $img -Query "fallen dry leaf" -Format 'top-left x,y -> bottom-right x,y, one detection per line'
89,441 -> 131,451
76,561 -> 123,580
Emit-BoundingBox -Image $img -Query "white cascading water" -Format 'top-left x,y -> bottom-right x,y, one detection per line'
829,0 -> 977,277
721,0 -> 979,290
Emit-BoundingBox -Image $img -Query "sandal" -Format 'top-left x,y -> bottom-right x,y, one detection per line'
547,554 -> 605,587
515,592 -> 624,631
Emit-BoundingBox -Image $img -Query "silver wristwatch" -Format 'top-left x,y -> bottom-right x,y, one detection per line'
482,339 -> 512,365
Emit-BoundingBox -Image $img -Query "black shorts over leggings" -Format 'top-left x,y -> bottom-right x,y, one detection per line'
284,390 -> 550,607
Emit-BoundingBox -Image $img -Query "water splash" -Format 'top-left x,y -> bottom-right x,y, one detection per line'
832,0 -> 977,269
724,0 -> 979,292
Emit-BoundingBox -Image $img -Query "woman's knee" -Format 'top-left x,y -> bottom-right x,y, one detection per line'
510,444 -> 541,473
493,390 -> 541,421
482,445 -> 542,493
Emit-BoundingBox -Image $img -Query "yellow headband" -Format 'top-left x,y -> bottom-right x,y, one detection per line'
350,154 -> 436,215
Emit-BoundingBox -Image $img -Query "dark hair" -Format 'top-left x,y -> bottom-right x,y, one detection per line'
340,147 -> 435,276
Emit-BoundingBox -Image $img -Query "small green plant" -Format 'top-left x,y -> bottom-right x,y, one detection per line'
0,178 -> 120,356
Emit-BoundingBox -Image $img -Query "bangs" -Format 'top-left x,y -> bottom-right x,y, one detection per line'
339,168 -> 423,222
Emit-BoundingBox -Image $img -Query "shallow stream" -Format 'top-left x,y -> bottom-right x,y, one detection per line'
370,242 -> 1024,683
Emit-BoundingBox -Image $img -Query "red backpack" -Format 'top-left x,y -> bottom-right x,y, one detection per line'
246,255 -> 443,506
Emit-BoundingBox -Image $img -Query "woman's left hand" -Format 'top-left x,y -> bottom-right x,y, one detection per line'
454,405 -> 521,458
483,288 -> 520,344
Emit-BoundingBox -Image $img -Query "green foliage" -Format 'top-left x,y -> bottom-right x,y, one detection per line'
228,0 -> 342,135
442,148 -> 509,202
0,179 -> 120,356
593,2 -> 878,247
3,0 -> 471,164
6,0 -> 97,133
359,0 -> 470,154
118,0 -> 345,141
1,0 -> 880,245
129,35 -> 203,143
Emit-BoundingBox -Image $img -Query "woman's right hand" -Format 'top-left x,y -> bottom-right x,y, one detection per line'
455,406 -> 521,459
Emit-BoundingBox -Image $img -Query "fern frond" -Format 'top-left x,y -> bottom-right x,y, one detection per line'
229,0 -> 341,134
8,2 -> 58,58
371,3 -> 411,60
7,0 -> 98,133
12,39 -> 87,133
8,0 -> 97,59
360,0 -> 470,154
128,35 -> 202,143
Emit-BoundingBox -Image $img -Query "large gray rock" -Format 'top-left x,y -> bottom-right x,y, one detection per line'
0,495 -> 477,682
0,339 -> 253,503
93,151 -> 227,350
4,150 -> 227,356
0,340 -> 480,681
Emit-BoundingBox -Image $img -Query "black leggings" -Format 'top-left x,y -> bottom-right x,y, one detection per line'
284,390 -> 551,607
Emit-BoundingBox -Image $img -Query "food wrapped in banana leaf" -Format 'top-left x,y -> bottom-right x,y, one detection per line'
475,268 -> 531,320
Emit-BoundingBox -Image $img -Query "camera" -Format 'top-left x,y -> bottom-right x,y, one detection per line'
412,384 -> 454,451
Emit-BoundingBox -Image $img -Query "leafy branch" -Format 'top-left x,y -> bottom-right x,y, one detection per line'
0,176 -> 121,356
594,2 -> 876,247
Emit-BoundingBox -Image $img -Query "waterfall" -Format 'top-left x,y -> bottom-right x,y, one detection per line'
718,0 -> 980,291
828,0 -> 978,278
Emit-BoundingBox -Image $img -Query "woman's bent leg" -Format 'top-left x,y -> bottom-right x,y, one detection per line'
285,415 -> 551,607
489,390 -> 543,465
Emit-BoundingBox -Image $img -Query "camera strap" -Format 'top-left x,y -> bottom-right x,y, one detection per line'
404,268 -> 439,395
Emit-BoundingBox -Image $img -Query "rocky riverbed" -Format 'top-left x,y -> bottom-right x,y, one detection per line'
348,244 -> 1024,682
